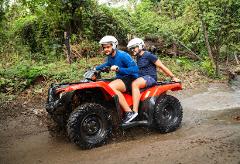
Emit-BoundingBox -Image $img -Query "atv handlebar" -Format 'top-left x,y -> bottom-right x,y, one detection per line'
83,66 -> 111,81
97,66 -> 110,73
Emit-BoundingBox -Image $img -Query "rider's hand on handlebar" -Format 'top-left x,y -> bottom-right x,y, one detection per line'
110,65 -> 119,72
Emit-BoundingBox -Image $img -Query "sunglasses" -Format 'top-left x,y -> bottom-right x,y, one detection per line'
130,46 -> 138,52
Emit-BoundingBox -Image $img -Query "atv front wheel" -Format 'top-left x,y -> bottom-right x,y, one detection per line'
153,95 -> 183,133
67,103 -> 112,149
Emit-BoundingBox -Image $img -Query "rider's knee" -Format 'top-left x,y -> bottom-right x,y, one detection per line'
132,81 -> 140,88
109,81 -> 124,92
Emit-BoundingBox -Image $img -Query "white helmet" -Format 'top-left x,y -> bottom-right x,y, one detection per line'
99,35 -> 118,50
127,38 -> 145,50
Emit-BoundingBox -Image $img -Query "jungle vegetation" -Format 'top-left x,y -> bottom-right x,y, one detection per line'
0,0 -> 239,93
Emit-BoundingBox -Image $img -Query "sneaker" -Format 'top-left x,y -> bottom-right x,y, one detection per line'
123,112 -> 138,123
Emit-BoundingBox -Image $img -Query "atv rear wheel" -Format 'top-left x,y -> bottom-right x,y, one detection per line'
153,95 -> 183,133
67,103 -> 112,149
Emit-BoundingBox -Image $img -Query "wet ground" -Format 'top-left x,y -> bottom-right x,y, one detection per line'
0,79 -> 240,164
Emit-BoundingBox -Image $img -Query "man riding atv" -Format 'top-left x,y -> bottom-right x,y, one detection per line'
95,35 -> 139,123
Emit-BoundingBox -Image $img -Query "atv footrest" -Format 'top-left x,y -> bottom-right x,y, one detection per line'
121,120 -> 148,129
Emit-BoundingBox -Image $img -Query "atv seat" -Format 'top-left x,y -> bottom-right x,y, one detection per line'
139,85 -> 154,93
124,83 -> 157,94
136,81 -> 177,93
139,81 -> 168,93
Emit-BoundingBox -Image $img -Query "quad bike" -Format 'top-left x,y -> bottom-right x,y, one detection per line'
45,67 -> 183,149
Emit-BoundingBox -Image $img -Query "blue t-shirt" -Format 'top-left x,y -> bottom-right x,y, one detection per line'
137,51 -> 158,81
96,49 -> 139,79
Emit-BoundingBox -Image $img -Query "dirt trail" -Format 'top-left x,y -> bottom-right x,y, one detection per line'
0,81 -> 240,164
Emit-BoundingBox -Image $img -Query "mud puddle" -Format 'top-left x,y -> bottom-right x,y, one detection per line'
0,80 -> 240,164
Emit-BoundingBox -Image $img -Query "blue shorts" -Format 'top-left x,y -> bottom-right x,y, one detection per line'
142,75 -> 157,87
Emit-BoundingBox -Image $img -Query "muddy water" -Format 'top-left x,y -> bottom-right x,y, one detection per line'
0,80 -> 240,164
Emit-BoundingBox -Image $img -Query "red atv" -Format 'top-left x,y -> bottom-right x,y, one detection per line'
45,67 -> 183,149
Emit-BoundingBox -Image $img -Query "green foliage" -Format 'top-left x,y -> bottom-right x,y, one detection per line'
200,57 -> 215,77
0,0 -> 8,49
175,57 -> 195,71
0,60 -> 48,92
1,0 -> 239,94
11,15 -> 39,52
156,56 -> 197,80
131,0 -> 159,36
2,2 -> 64,60
0,56 -> 106,93
89,5 -> 129,43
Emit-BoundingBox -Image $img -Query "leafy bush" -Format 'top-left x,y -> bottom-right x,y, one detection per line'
0,57 -> 107,93
200,57 -> 215,77
175,57 -> 195,71
91,5 -> 129,43
0,60 -> 48,92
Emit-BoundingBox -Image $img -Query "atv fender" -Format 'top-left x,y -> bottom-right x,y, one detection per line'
138,82 -> 182,126
56,81 -> 116,96
46,81 -> 116,113
140,82 -> 182,101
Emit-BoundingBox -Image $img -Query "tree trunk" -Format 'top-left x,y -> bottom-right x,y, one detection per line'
234,51 -> 239,64
214,21 -> 224,77
214,46 -> 220,76
172,42 -> 178,57
200,18 -> 215,66
170,4 -> 178,57
64,31 -> 72,64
